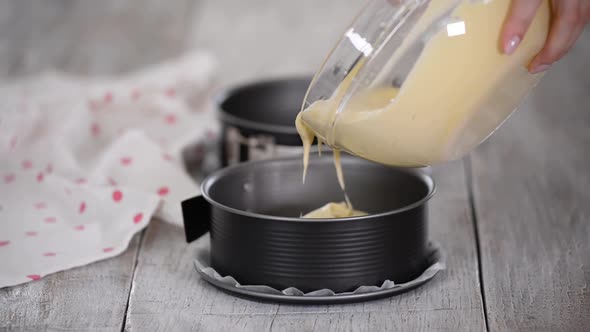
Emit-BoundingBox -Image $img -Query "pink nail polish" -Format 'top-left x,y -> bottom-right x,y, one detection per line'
531,64 -> 551,74
504,36 -> 521,55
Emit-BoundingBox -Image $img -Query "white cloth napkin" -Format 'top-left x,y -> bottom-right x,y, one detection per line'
0,51 -> 218,288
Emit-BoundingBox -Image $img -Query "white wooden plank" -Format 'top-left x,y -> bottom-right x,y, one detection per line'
0,235 -> 141,331
0,0 -> 195,330
470,30 -> 590,331
125,162 -> 486,331
125,0 -> 486,330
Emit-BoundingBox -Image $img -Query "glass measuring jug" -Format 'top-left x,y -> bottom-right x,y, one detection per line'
298,0 -> 550,167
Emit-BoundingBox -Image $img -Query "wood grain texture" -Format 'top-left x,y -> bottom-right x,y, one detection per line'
2,0 -> 589,330
0,0 -> 195,330
125,1 -> 485,329
0,235 -> 141,331
470,30 -> 590,331
124,162 -> 486,331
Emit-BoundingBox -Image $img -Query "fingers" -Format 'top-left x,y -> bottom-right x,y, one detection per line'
501,0 -> 544,55
529,0 -> 584,73
502,0 -> 590,74
583,0 -> 590,22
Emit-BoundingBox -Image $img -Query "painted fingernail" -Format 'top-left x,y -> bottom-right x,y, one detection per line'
504,35 -> 521,55
530,64 -> 551,74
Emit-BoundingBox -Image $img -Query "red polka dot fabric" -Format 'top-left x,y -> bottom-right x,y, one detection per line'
0,52 -> 219,288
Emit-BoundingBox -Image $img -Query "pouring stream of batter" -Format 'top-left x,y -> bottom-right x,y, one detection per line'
295,0 -> 549,219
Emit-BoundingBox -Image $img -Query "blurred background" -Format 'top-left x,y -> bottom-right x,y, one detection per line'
0,0 -> 365,84
0,1 -> 589,330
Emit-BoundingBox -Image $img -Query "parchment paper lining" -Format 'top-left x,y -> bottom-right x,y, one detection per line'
193,235 -> 445,297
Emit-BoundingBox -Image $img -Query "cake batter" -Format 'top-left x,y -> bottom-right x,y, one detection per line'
297,0 -> 549,218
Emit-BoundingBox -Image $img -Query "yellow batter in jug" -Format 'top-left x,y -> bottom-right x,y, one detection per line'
296,0 -> 550,218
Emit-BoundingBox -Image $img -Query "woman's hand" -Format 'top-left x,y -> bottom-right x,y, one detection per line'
501,0 -> 590,73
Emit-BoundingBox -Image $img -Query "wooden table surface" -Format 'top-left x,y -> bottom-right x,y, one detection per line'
1,1 -> 588,331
